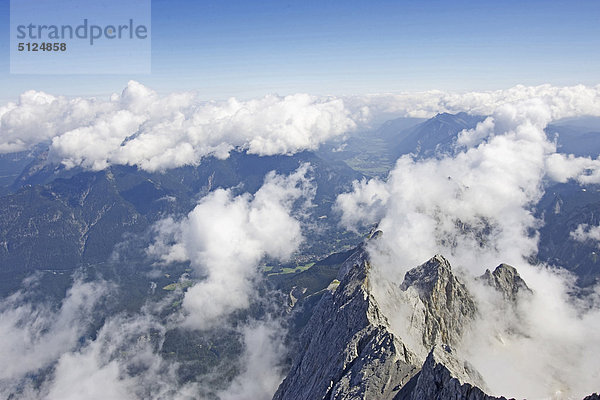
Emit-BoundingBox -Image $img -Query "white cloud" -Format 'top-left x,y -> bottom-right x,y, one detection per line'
4,83 -> 600,171
334,177 -> 389,231
340,99 -> 555,275
102,93 -> 356,172
570,223 -> 600,245
0,281 -> 203,400
546,153 -> 600,184
0,278 -> 109,397
350,84 -> 600,120
0,90 -> 112,153
40,295 -> 290,400
41,309 -> 197,400
149,164 -> 315,330
0,81 -> 356,171
51,110 -> 146,171
217,320 -> 287,400
336,92 -> 600,399
460,266 -> 600,399
456,116 -> 495,148
46,351 -> 131,400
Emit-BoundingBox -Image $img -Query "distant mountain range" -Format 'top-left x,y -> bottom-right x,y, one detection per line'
317,112 -> 484,177
1,112 -> 599,292
0,149 -> 363,297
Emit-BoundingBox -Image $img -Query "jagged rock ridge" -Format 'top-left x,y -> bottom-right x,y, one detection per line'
274,237 -> 517,400
479,263 -> 532,303
396,345 -> 508,400
400,254 -> 477,350
273,246 -> 419,400
274,237 -> 599,400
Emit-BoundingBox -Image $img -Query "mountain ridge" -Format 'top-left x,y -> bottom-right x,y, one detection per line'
274,234 -> 598,400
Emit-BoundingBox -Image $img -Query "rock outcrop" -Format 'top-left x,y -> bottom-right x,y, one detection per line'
583,394 -> 600,400
273,238 -> 597,400
273,247 -> 418,400
479,263 -> 532,302
400,254 -> 477,349
396,345 -> 508,400
273,242 -> 503,400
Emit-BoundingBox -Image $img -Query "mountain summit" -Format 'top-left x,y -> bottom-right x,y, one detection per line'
273,246 -> 419,400
274,235 -> 598,400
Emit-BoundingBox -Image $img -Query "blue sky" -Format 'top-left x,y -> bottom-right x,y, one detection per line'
1,0 -> 599,102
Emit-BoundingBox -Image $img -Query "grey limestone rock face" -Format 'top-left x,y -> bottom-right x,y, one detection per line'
273,250 -> 492,400
400,254 -> 478,349
273,247 -> 419,400
479,263 -> 532,303
396,345 -> 510,400
273,245 -> 597,400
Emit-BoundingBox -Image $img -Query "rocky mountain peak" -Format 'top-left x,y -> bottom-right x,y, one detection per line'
274,238 -> 599,400
397,345 -> 509,400
400,254 -> 452,291
273,247 -> 418,400
480,263 -> 532,303
274,247 -> 509,400
400,254 -> 477,349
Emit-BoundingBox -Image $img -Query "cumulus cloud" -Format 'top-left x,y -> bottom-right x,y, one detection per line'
456,116 -> 496,148
217,319 -> 287,400
348,83 -> 600,120
0,90 -> 108,153
546,153 -> 600,184
0,81 -> 356,171
149,164 -> 314,330
335,178 -> 389,231
4,83 -> 600,171
570,223 -> 600,245
335,92 -> 600,398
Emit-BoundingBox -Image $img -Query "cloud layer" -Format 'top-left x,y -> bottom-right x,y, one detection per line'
0,82 -> 355,171
3,83 -> 600,399
0,277 -> 109,398
350,84 -> 600,120
148,164 -> 314,330
335,92 -> 600,398
3,83 -> 600,172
